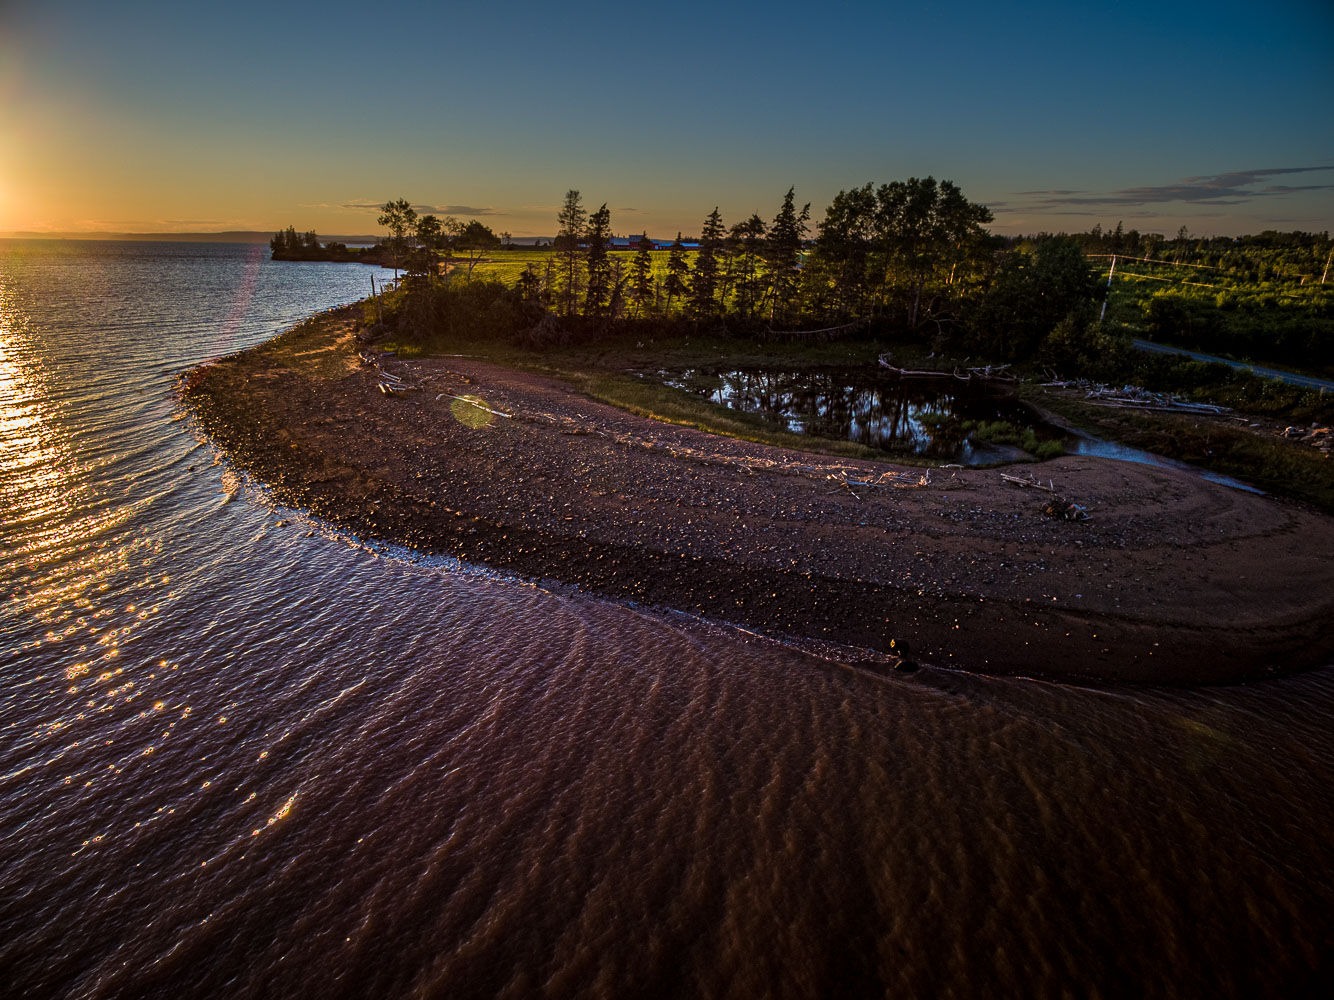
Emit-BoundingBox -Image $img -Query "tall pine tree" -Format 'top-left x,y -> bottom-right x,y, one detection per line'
665,234 -> 689,314
689,208 -> 726,321
554,190 -> 586,315
730,214 -> 767,320
630,235 -> 655,317
764,187 -> 810,323
584,204 -> 612,317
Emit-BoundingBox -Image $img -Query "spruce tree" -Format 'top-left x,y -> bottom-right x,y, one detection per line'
584,204 -> 612,316
555,190 -> 587,315
665,234 -> 689,314
630,235 -> 655,317
730,214 -> 767,319
689,208 -> 726,320
764,187 -> 810,323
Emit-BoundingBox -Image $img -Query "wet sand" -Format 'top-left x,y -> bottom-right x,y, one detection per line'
181,307 -> 1334,684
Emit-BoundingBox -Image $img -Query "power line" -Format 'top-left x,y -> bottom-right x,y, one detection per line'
1086,253 -> 1220,270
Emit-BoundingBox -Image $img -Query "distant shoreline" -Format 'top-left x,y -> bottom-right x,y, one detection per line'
180,305 -> 1334,685
0,231 -> 383,244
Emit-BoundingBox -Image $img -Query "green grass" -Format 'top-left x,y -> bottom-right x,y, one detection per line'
461,248 -> 692,292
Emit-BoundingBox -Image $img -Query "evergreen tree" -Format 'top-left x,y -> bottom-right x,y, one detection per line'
517,263 -> 541,303
608,257 -> 627,319
768,182 -> 805,318
664,234 -> 689,314
630,235 -> 655,317
729,214 -> 767,319
689,208 -> 726,320
554,190 -> 587,315
584,204 -> 612,316
764,188 -> 809,322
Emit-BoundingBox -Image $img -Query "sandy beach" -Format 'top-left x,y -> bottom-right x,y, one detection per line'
181,307 -> 1334,684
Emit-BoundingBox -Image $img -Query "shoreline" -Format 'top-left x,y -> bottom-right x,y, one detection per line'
180,305 -> 1334,685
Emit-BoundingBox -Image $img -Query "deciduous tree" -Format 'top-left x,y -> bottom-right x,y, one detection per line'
457,221 -> 499,279
412,214 -> 444,280
377,198 -> 417,278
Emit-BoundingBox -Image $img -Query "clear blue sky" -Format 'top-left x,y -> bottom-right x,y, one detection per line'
2,0 -> 1331,237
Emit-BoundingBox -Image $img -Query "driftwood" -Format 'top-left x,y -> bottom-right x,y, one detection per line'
878,354 -> 972,381
826,468 -> 933,498
1041,378 -> 1230,415
964,363 -> 1018,382
1001,472 -> 1056,492
434,393 -> 513,419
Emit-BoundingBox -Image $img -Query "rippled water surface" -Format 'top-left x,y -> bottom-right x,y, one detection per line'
2,241 -> 1332,999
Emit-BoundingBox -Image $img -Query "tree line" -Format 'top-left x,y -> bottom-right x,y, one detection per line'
270,226 -> 323,256
498,180 -> 1009,336
377,183 -> 1334,373
379,181 -> 1115,364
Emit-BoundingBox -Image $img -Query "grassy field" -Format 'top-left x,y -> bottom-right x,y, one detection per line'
459,247 -> 689,289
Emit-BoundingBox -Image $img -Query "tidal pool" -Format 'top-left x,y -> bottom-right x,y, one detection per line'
657,367 -> 1061,464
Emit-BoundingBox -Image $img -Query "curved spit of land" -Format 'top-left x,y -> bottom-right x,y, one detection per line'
181,306 -> 1334,685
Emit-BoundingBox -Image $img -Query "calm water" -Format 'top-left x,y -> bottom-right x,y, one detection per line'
2,241 -> 1332,999
659,368 -> 1056,463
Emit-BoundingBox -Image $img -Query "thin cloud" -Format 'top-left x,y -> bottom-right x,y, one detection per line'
339,201 -> 502,217
1018,166 -> 1334,209
417,204 -> 503,217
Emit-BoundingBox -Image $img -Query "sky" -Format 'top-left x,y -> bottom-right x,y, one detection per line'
1,0 -> 1332,239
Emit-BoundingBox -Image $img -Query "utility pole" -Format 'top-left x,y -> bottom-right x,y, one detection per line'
1322,244 -> 1332,284
1100,254 -> 1117,323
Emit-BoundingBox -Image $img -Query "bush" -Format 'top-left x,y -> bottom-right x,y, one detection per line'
1041,305 -> 1129,375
